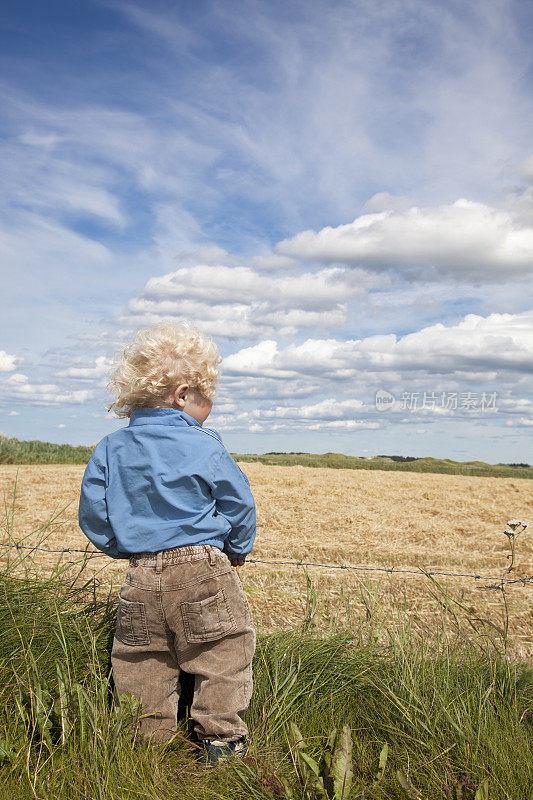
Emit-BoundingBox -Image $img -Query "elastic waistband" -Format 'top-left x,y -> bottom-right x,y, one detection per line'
129,544 -> 221,566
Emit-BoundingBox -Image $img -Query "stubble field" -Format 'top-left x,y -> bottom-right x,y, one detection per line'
1,463 -> 532,659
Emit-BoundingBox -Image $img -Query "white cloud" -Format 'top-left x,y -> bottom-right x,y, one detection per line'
122,301 -> 346,340
211,400 -> 380,433
308,419 -> 379,431
505,417 -> 533,427
277,200 -> 533,281
139,265 -> 349,307
119,264 -> 366,338
0,351 -> 17,372
499,397 -> 533,428
258,397 -> 364,421
2,373 -> 94,405
223,309 -> 533,382
58,356 -> 112,380
498,397 -> 532,411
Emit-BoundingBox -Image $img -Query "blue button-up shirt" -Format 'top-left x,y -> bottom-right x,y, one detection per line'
78,408 -> 256,559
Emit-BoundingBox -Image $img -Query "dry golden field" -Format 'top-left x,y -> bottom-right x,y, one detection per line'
1,463 -> 532,659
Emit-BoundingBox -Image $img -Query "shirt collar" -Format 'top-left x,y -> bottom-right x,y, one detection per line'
128,407 -> 202,428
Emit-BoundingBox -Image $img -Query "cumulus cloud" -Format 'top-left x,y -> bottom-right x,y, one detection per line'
139,265 -> 350,307
119,264 -> 368,338
0,351 -> 17,372
223,309 -> 533,382
277,200 -> 533,281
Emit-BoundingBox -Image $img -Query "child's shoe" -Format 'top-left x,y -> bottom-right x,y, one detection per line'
198,736 -> 247,765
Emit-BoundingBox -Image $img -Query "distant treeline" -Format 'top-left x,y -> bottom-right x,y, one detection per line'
236,452 -> 533,479
0,436 -> 531,478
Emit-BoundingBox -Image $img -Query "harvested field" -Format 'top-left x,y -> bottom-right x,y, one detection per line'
1,463 -> 532,659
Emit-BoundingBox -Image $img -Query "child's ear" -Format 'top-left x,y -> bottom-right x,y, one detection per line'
173,383 -> 189,407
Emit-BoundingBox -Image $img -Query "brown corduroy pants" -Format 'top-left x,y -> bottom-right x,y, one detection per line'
111,545 -> 256,743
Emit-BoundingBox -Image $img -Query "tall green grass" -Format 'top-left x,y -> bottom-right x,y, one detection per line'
0,541 -> 531,799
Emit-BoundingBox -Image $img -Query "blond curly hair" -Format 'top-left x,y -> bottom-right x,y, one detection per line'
107,320 -> 221,418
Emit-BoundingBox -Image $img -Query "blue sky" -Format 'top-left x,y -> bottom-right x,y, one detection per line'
1,0 -> 532,461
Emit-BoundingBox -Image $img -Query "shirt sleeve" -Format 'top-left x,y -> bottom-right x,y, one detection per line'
211,447 -> 256,558
78,439 -> 128,560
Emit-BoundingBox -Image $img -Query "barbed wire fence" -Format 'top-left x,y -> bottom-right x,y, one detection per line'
0,540 -> 531,587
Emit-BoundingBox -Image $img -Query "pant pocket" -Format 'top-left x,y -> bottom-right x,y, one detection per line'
116,596 -> 150,646
180,588 -> 237,644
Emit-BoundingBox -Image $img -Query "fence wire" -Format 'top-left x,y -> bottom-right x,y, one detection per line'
0,541 -> 531,586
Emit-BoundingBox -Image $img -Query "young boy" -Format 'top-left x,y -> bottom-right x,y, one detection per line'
78,321 -> 256,764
